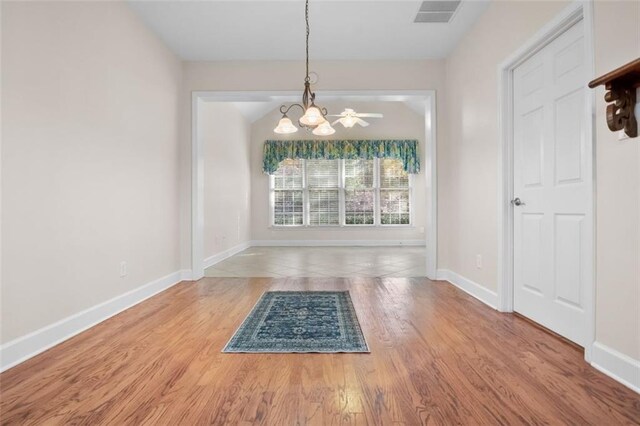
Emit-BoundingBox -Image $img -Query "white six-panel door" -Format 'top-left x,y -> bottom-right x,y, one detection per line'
513,20 -> 591,346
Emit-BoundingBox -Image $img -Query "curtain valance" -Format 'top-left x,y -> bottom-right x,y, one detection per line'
262,139 -> 420,174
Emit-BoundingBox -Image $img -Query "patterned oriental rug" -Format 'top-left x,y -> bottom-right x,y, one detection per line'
223,291 -> 369,353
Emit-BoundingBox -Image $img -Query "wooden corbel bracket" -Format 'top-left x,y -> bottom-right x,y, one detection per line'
588,58 -> 640,138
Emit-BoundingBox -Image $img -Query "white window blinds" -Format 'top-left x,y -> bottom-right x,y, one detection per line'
306,160 -> 340,225
380,159 -> 410,224
270,158 -> 411,227
344,159 -> 375,225
273,159 -> 304,225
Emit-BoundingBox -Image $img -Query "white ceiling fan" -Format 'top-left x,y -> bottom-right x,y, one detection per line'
328,108 -> 384,128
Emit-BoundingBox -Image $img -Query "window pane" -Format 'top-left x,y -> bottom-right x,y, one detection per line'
345,189 -> 375,225
380,158 -> 409,189
309,190 -> 340,225
344,159 -> 374,189
345,160 -> 374,225
306,159 -> 339,188
380,190 -> 410,225
306,160 -> 339,226
274,159 -> 303,190
274,190 -> 303,225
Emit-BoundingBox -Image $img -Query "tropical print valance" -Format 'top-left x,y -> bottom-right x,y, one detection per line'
263,139 -> 420,175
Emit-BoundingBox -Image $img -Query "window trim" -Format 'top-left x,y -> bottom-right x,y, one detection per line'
270,158 -> 413,228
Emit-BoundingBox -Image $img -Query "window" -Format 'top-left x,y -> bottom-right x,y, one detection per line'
270,158 -> 411,227
344,160 -> 375,225
306,159 -> 340,226
380,158 -> 411,225
272,159 -> 304,226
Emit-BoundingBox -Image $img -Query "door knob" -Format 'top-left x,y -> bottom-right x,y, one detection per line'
511,198 -> 525,206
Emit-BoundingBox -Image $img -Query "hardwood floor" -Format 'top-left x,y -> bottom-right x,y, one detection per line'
1,277 -> 638,425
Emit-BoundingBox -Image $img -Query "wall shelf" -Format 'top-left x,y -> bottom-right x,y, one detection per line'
588,58 -> 640,138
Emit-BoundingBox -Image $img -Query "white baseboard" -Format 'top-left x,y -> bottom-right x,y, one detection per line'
0,269 -> 191,373
436,269 -> 498,309
250,239 -> 425,247
180,269 -> 194,281
591,341 -> 640,394
203,241 -> 251,269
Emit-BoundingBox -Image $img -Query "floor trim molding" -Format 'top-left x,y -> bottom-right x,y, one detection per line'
203,241 -> 252,269
0,269 -> 191,373
436,269 -> 498,309
250,239 -> 425,247
591,342 -> 640,394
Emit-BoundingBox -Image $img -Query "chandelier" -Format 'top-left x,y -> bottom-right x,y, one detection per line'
273,0 -> 335,136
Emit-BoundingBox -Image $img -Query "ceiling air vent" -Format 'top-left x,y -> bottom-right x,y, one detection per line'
414,0 -> 461,23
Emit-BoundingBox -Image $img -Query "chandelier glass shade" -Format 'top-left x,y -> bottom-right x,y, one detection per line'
299,105 -> 324,126
274,116 -> 298,134
273,0 -> 334,135
312,120 -> 336,136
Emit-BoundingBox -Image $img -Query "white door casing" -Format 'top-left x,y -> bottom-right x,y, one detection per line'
190,91 -> 438,280
512,19 -> 592,346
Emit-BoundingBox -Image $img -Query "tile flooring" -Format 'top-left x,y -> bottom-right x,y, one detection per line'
204,246 -> 427,278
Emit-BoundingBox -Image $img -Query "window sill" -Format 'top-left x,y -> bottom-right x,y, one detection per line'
269,225 -> 415,230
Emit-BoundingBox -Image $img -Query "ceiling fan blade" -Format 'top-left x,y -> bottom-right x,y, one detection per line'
354,113 -> 383,118
327,114 -> 346,117
331,119 -> 342,126
355,118 -> 370,127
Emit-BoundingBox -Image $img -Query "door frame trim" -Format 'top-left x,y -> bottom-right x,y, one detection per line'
190,90 -> 438,281
497,0 -> 596,361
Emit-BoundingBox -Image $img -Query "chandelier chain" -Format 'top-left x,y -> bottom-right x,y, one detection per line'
274,0 -> 334,134
305,0 -> 310,82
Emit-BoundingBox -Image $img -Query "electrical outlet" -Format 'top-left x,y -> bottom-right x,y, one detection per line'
476,255 -> 482,269
120,261 -> 128,277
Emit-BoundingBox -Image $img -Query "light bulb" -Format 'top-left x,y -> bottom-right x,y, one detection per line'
273,116 -> 298,134
299,106 -> 323,126
312,121 -> 335,136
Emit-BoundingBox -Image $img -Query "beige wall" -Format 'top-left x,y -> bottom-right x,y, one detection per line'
442,0 -> 639,360
592,0 -> 640,358
0,2 -> 4,336
202,103 -> 252,258
185,60 -> 446,92
250,101 -> 427,243
441,0 -> 570,291
180,59 -> 446,267
1,2 -> 182,343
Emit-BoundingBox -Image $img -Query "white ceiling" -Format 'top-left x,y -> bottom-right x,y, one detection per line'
127,0 -> 490,61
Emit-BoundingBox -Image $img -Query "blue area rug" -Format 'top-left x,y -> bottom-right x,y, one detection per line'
223,291 -> 369,353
